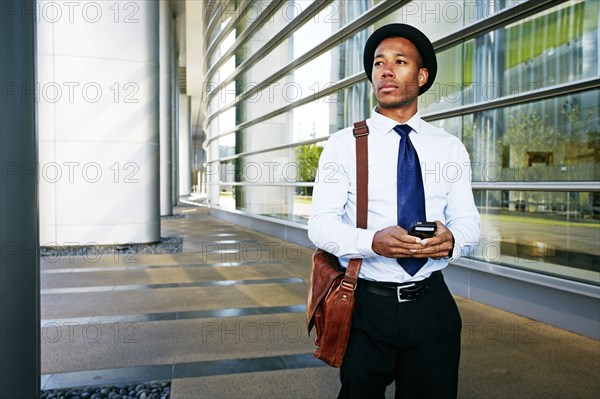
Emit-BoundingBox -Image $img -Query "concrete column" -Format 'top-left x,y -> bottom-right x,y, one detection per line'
179,94 -> 192,196
0,0 -> 40,396
159,0 -> 173,216
171,58 -> 180,205
37,0 -> 160,245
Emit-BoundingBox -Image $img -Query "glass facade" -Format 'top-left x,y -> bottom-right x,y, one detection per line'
202,0 -> 599,285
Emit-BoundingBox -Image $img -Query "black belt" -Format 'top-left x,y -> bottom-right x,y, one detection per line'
360,271 -> 440,302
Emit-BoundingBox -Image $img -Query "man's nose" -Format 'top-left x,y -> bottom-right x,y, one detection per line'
381,65 -> 394,78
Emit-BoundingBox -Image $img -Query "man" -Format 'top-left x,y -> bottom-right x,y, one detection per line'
308,24 -> 480,399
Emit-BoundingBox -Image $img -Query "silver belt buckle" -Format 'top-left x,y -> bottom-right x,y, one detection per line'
396,283 -> 416,303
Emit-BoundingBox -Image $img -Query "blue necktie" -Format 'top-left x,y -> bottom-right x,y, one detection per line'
394,124 -> 427,276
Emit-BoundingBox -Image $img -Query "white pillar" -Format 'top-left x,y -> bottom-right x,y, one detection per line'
179,94 -> 192,196
37,0 -> 160,245
172,57 -> 180,205
159,0 -> 173,216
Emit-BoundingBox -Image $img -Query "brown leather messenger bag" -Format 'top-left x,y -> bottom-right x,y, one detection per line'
306,120 -> 369,367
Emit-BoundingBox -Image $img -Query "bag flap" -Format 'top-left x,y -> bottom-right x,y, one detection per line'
306,248 -> 343,333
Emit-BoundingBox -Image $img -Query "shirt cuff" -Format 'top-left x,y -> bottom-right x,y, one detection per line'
356,229 -> 377,257
445,229 -> 460,263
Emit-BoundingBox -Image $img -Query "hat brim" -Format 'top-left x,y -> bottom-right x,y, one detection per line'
363,24 -> 437,95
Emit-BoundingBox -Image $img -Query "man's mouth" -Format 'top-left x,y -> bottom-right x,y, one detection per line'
378,82 -> 398,93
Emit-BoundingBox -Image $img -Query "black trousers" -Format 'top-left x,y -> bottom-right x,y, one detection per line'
338,272 -> 462,399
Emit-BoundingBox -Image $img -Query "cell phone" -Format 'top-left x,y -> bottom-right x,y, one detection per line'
407,222 -> 437,239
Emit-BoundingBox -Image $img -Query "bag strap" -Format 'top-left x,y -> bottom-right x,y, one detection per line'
353,120 -> 369,229
342,120 -> 369,287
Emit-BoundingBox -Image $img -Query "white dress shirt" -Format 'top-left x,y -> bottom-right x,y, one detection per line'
308,109 -> 481,283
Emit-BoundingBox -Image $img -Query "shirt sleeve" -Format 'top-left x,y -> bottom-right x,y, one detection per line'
444,143 -> 481,262
307,134 -> 378,259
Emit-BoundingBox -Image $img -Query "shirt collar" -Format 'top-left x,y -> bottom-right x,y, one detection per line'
370,107 -> 424,135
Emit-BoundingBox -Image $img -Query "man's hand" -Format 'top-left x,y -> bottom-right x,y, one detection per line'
372,221 -> 454,260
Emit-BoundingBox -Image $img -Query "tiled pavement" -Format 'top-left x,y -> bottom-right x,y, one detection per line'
40,205 -> 600,398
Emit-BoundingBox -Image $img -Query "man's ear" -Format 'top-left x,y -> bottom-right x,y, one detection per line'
418,68 -> 429,88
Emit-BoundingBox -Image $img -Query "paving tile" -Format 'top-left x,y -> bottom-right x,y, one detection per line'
171,368 -> 341,399
41,283 -> 308,319
41,264 -> 297,289
42,313 -> 314,373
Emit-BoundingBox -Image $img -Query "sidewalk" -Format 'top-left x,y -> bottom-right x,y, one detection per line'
40,205 -> 600,398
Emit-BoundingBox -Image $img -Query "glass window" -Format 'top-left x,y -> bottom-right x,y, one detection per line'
474,189 -> 599,285
218,133 -> 236,159
233,0 -> 276,57
234,0 -> 316,69
419,0 -> 599,114
237,1 -> 333,91
207,2 -> 235,46
234,80 -> 372,155
461,0 -> 598,106
203,1 -> 600,287
218,147 -> 316,223
216,55 -> 236,86
462,91 -> 599,183
418,44 -> 464,115
428,115 -> 463,139
373,0 -> 521,42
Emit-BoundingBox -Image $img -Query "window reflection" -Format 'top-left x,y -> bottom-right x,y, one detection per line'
465,91 -> 599,183
420,0 -> 599,115
474,190 -> 599,284
204,0 -> 600,285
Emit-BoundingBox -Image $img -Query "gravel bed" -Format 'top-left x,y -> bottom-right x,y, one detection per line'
41,380 -> 171,399
40,236 -> 183,257
161,213 -> 186,219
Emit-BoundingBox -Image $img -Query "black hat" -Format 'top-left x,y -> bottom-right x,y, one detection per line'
363,23 -> 437,95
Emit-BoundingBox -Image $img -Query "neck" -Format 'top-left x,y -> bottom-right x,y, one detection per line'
375,103 -> 418,124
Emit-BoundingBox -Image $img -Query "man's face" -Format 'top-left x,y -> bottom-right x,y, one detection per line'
371,36 -> 428,110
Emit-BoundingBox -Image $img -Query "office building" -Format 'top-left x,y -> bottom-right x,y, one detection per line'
201,0 -> 599,338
